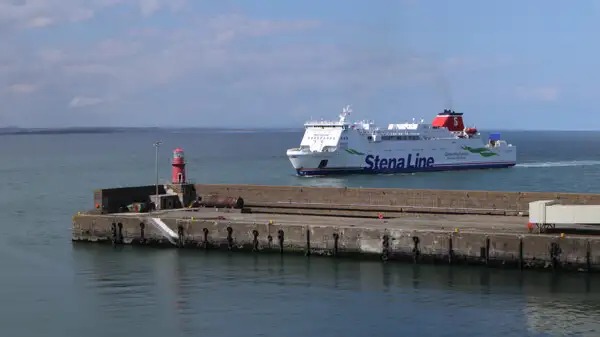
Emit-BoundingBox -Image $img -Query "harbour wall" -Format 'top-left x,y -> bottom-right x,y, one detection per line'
79,184 -> 600,272
195,184 -> 600,211
72,213 -> 599,272
94,185 -> 167,213
93,184 -> 600,215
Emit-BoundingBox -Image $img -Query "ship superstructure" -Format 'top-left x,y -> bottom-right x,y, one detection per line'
286,105 -> 516,176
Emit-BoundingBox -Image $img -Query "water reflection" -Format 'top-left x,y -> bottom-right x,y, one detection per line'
73,245 -> 600,337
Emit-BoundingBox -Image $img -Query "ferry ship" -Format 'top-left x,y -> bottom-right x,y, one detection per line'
286,105 -> 516,176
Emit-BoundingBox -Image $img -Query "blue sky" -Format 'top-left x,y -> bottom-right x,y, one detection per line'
1,0 -> 599,130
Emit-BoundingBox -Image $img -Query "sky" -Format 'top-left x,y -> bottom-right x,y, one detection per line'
1,0 -> 600,130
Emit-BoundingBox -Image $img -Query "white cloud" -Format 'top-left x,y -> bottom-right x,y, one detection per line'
0,0 -> 182,28
68,96 -> 108,108
139,0 -> 160,16
8,83 -> 37,93
139,0 -> 184,16
0,1 -> 512,126
26,16 -> 53,28
18,13 -> 328,101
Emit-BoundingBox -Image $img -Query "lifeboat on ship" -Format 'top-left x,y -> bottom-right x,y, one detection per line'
464,127 -> 478,135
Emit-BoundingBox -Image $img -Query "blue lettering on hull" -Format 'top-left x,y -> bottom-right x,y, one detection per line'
296,162 -> 516,176
364,154 -> 435,172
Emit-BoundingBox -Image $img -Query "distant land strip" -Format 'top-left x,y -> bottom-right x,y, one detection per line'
0,127 -> 127,135
0,127 -> 303,136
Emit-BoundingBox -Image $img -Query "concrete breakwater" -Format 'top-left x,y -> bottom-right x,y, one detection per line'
95,184 -> 600,216
72,208 -> 600,272
72,183 -> 600,272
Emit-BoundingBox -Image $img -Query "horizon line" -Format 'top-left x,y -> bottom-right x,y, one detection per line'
2,126 -> 600,133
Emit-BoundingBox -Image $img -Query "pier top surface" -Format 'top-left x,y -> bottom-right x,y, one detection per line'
98,208 -> 533,234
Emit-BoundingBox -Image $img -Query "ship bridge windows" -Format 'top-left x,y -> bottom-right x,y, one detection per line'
307,136 -> 346,140
382,135 -> 420,141
306,125 -> 343,129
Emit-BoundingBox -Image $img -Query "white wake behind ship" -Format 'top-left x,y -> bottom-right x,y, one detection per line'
286,105 -> 516,176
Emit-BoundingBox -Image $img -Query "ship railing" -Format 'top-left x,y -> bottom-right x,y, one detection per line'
287,147 -> 310,153
304,121 -> 346,126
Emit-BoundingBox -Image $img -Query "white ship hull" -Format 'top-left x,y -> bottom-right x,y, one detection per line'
287,139 -> 516,176
286,106 -> 517,176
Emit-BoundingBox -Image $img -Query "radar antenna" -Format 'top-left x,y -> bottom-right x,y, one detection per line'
339,104 -> 352,122
342,104 -> 352,115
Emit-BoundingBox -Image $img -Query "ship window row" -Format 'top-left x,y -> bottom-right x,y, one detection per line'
381,135 -> 420,141
307,136 -> 348,140
309,126 -> 344,129
308,136 -> 334,140
379,148 -> 447,151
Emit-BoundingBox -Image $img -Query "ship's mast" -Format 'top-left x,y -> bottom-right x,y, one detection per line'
339,104 -> 352,123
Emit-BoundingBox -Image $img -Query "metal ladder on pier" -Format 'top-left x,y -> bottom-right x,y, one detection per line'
144,217 -> 178,246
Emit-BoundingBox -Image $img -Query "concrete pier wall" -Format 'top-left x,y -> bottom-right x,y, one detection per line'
93,184 -> 600,215
94,185 -> 166,213
80,184 -> 600,272
72,213 -> 599,272
193,184 -> 600,214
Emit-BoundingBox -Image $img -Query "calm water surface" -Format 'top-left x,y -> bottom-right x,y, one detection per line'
2,130 -> 600,337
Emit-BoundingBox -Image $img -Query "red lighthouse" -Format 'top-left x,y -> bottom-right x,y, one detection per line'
172,147 -> 186,184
